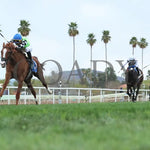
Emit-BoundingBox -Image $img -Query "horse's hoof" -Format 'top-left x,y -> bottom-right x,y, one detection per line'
48,89 -> 53,94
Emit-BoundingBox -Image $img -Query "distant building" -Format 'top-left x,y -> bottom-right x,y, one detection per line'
119,84 -> 127,89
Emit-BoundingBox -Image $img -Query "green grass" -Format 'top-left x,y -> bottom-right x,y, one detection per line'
0,102 -> 150,150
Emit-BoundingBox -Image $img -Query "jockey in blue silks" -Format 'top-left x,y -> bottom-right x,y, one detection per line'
127,57 -> 140,75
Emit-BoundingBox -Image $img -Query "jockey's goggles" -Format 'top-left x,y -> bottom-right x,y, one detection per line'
13,40 -> 22,43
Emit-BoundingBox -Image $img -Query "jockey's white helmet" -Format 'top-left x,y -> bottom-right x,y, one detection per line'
128,57 -> 135,61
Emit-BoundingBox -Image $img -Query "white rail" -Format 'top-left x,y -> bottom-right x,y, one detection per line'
0,86 -> 149,105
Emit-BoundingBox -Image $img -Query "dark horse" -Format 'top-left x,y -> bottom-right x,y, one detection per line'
0,42 -> 51,105
125,67 -> 143,102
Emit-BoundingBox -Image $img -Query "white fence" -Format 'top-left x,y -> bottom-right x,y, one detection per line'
0,86 -> 150,105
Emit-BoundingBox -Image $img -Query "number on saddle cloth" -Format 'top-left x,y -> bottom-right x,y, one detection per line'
31,59 -> 37,73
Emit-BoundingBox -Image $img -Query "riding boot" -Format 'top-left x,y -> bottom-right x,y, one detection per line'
27,51 -> 33,69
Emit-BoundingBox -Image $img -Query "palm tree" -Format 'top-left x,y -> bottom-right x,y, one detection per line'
129,37 -> 138,56
138,38 -> 148,71
101,30 -> 111,87
86,33 -> 96,71
18,20 -> 31,36
86,33 -> 96,87
68,22 -> 79,67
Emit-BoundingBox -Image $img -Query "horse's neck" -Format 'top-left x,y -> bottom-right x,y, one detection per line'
11,52 -> 26,63
128,71 -> 138,82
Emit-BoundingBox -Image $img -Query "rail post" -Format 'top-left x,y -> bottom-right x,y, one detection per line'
78,89 -> 80,103
115,90 -> 117,102
66,89 -> 68,104
38,88 -> 41,104
89,89 -> 92,103
8,88 -> 10,105
52,89 -> 55,104
58,80 -> 62,104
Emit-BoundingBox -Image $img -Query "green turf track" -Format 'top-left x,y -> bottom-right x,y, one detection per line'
0,102 -> 150,150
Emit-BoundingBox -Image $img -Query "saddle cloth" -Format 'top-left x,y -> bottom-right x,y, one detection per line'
31,59 -> 37,73
128,65 -> 138,72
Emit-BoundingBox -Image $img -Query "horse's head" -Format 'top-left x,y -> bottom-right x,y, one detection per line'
1,42 -> 16,68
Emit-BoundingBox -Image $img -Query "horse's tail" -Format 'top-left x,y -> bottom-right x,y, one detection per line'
32,57 -> 52,95
40,62 -> 45,70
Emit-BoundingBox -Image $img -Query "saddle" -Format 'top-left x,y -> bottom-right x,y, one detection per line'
30,59 -> 37,73
26,59 -> 37,72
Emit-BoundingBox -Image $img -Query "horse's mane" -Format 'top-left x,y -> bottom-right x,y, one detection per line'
5,42 -> 27,58
5,42 -> 16,49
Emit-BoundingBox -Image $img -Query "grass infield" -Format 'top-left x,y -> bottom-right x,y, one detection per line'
0,102 -> 150,150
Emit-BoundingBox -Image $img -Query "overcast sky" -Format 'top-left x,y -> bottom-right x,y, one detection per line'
0,0 -> 150,79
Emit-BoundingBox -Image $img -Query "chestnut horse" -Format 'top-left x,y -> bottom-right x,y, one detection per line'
0,42 -> 51,105
125,67 -> 143,102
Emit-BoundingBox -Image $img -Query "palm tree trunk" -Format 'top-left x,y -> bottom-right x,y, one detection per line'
73,36 -> 75,69
72,36 -> 76,85
90,46 -> 92,87
105,43 -> 108,87
132,47 -> 134,56
142,48 -> 143,71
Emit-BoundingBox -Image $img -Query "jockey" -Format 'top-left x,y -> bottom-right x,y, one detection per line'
127,57 -> 140,75
11,33 -> 33,69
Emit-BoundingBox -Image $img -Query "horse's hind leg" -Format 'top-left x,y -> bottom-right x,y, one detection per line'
25,81 -> 38,105
35,68 -> 52,94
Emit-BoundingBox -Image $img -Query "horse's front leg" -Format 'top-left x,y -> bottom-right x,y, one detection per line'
0,73 -> 11,97
16,81 -> 23,105
135,86 -> 140,101
127,85 -> 131,98
132,87 -> 136,102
